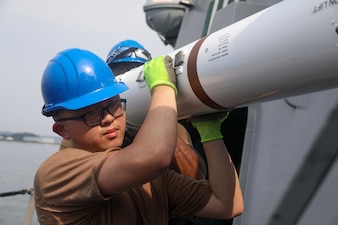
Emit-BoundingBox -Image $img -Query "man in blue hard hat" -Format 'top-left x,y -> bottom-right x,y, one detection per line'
58,40 -> 152,149
35,48 -> 243,224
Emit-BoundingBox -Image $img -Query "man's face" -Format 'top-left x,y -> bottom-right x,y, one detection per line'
53,96 -> 126,152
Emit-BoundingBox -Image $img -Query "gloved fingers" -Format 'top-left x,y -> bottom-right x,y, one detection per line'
143,55 -> 177,95
163,55 -> 176,87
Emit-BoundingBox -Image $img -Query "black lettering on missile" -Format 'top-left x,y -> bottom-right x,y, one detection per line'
208,33 -> 229,62
313,0 -> 337,13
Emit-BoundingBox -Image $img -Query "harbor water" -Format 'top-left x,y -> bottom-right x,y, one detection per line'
0,141 -> 58,225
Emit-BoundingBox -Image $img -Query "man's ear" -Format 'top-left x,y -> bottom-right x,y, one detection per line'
53,122 -> 71,139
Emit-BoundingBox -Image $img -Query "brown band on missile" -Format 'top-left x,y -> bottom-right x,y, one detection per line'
187,36 -> 228,110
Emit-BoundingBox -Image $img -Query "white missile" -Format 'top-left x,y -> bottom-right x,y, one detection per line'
118,0 -> 338,128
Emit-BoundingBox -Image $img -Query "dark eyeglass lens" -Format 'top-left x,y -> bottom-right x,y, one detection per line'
107,103 -> 123,116
83,109 -> 102,126
83,101 -> 125,126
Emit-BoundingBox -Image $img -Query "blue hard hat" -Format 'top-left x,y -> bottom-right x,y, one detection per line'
106,39 -> 152,68
41,48 -> 129,116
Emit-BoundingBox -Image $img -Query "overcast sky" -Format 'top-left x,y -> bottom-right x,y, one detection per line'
0,0 -> 173,137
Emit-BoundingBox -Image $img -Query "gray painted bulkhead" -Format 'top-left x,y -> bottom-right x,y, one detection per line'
169,0 -> 338,224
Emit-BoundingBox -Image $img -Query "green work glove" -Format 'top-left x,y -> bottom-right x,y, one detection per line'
190,112 -> 229,143
143,55 -> 177,95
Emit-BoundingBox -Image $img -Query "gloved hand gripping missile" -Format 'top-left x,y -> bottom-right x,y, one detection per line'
190,112 -> 229,143
143,55 -> 177,95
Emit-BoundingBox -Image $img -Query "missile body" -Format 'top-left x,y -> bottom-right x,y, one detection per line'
118,0 -> 338,128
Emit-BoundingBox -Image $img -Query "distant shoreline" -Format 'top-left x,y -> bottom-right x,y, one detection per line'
0,138 -> 60,145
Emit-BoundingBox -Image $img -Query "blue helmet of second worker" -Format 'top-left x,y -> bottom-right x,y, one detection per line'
106,39 -> 152,76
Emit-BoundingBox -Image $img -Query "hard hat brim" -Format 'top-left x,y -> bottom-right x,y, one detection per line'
42,82 -> 129,116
